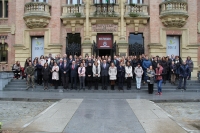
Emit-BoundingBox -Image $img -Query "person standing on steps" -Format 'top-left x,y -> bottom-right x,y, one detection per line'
142,56 -> 152,85
155,63 -> 163,95
117,61 -> 125,90
147,66 -> 155,94
70,61 -> 78,90
134,63 -> 143,90
78,63 -> 86,90
101,60 -> 109,90
25,62 -> 35,90
125,61 -> 133,90
61,59 -> 70,90
86,62 -> 93,89
93,61 -> 100,90
52,62 -> 59,89
170,61 -> 177,85
186,56 -> 193,80
177,61 -> 190,90
109,62 -> 117,90
42,63 -> 50,90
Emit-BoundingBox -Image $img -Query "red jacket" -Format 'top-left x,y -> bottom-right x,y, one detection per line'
156,66 -> 163,80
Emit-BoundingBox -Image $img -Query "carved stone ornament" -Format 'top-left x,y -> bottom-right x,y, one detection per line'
160,15 -> 188,28
24,17 -> 50,29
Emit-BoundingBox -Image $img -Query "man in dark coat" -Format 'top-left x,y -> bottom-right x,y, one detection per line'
112,56 -> 119,67
117,62 -> 125,90
86,62 -> 93,89
101,60 -> 109,90
177,61 -> 190,90
36,61 -> 43,85
57,58 -> 63,86
61,59 -> 70,89
70,61 -> 78,89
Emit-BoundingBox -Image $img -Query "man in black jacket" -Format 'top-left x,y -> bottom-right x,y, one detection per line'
86,62 -> 93,89
70,61 -> 78,89
61,59 -> 70,89
101,60 -> 109,90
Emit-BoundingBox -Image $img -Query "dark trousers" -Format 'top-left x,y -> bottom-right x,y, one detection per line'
127,77 -> 132,89
43,79 -> 49,88
94,77 -> 99,89
59,72 -> 62,86
14,70 -> 20,79
37,74 -> 43,85
53,80 -> 58,89
71,76 -> 77,89
62,76 -> 69,89
148,84 -> 154,94
118,76 -> 124,89
49,73 -> 52,84
178,76 -> 187,89
87,76 -> 93,88
101,76 -> 108,89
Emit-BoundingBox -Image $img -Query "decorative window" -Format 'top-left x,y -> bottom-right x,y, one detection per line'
66,0 -> 83,4
0,0 -> 8,18
127,0 -> 143,4
0,43 -> 8,62
32,0 -> 48,2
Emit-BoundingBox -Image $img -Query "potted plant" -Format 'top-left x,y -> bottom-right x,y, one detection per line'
129,12 -> 139,17
75,13 -> 81,17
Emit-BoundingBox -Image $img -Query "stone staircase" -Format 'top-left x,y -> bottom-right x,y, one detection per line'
3,78 -> 200,92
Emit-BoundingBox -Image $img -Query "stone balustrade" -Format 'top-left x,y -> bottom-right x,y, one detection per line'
159,0 -> 188,28
160,1 -> 187,16
125,4 -> 149,17
24,2 -> 50,16
23,2 -> 51,29
61,5 -> 85,17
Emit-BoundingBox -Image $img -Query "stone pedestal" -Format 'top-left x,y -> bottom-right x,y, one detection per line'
0,72 -> 13,90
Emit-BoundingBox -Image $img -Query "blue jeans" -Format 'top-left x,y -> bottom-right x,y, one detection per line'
144,70 -> 147,82
157,80 -> 163,93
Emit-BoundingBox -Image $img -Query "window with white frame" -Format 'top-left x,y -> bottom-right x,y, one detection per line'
127,0 -> 143,4
0,0 -> 8,18
66,0 -> 83,4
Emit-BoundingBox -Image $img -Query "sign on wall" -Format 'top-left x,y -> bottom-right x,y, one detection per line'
166,36 -> 180,56
32,37 -> 44,60
97,34 -> 113,49
92,24 -> 118,32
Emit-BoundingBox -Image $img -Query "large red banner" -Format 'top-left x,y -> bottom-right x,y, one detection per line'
97,34 -> 113,49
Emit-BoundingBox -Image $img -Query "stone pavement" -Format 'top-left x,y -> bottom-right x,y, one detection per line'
0,90 -> 200,101
1,99 -> 189,133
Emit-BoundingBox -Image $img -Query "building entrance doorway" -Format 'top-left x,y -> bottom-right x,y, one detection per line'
99,49 -> 111,57
129,33 -> 144,57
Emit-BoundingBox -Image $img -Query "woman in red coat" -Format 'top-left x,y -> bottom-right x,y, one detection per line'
155,63 -> 163,95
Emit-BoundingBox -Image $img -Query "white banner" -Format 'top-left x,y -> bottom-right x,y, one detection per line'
166,36 -> 180,56
32,37 -> 44,61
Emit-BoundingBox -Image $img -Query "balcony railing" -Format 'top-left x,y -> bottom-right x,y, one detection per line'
23,2 -> 51,28
61,5 -> 85,18
92,3 -> 119,17
160,1 -> 188,16
159,0 -> 188,27
125,4 -> 149,17
24,2 -> 51,17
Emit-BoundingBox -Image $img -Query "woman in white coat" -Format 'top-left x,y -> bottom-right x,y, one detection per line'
109,62 -> 117,90
125,61 -> 133,90
93,61 -> 101,90
52,62 -> 59,89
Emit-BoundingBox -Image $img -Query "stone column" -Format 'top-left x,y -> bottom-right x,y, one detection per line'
83,0 -> 90,44
118,0 -> 128,56
82,0 -> 92,57
118,0 -> 126,43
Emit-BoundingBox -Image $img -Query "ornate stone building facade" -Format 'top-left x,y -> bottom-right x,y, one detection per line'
0,0 -> 200,76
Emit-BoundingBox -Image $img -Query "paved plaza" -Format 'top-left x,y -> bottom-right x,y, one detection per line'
0,97 -> 200,133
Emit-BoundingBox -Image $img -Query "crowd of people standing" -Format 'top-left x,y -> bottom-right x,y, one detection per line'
12,53 -> 193,95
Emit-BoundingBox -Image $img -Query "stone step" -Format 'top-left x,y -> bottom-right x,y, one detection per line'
3,87 -> 199,92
